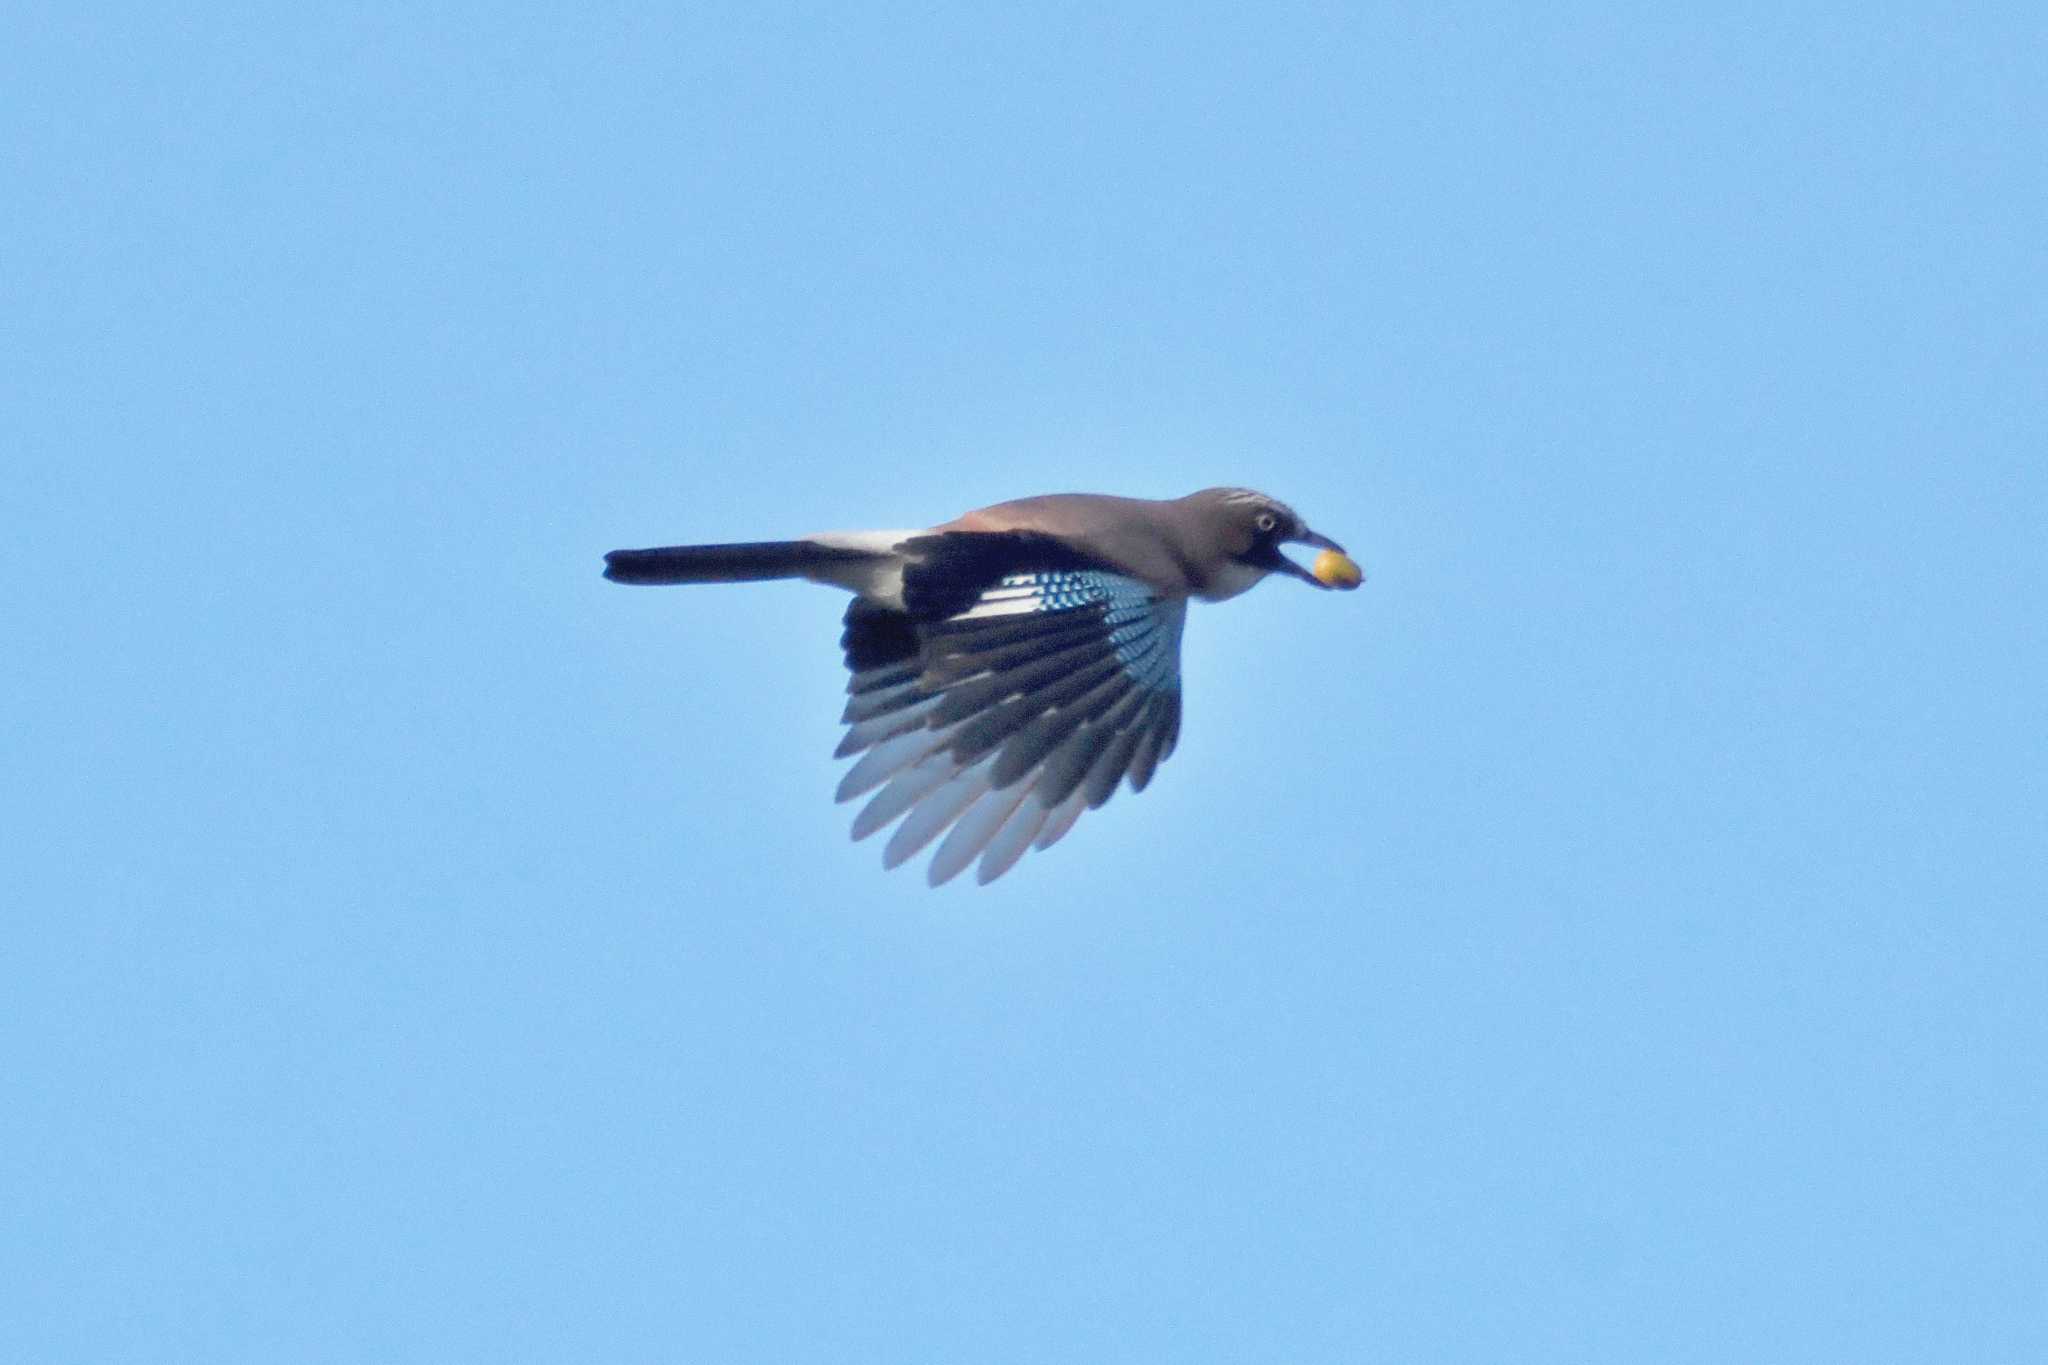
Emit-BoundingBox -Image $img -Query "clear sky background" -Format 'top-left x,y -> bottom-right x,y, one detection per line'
7,4 -> 2044,1361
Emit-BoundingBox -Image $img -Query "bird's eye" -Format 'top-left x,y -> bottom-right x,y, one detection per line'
1254,512 -> 1277,532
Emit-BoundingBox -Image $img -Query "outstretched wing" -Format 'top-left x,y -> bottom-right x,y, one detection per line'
834,535 -> 1187,886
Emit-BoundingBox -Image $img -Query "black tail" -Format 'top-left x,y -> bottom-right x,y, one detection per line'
602,539 -> 872,586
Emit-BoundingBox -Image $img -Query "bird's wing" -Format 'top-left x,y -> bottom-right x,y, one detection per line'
834,534 -> 1187,885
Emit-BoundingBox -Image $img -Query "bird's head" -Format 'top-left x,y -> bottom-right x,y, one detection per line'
1183,487 -> 1361,597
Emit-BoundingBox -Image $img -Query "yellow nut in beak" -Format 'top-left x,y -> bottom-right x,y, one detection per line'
1312,548 -> 1363,590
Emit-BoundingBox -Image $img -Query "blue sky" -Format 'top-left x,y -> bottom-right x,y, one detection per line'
7,4 -> 2044,1360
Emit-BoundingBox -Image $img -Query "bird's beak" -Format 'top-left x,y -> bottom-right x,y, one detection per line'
1271,528 -> 1360,590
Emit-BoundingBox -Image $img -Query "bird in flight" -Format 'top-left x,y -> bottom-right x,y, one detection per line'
605,487 -> 1361,885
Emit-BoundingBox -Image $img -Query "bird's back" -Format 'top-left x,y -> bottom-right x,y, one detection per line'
936,493 -> 1200,594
